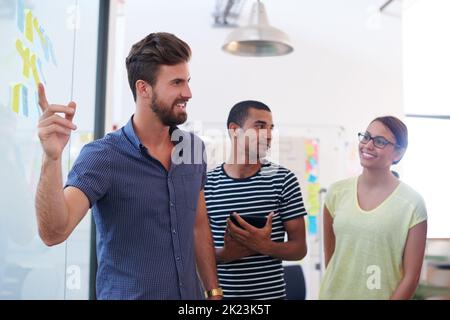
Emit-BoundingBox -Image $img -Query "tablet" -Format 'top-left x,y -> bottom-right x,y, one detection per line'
229,214 -> 267,229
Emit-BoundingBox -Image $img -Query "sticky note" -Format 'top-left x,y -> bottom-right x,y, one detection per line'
41,34 -> 50,62
309,204 -> 320,214
47,37 -> 57,66
22,86 -> 29,117
308,216 -> 317,234
33,18 -> 46,47
34,91 -> 41,116
25,10 -> 34,43
16,39 -> 31,78
12,84 -> 22,114
308,183 -> 321,195
305,143 -> 314,156
16,0 -> 25,33
31,54 -> 40,85
37,58 -> 46,83
305,161 -> 312,172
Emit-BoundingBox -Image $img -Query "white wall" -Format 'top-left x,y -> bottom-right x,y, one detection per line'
402,0 -> 450,238
111,0 -> 402,141
403,0 -> 450,115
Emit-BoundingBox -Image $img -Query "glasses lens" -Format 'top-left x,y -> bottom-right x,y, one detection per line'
359,133 -> 370,143
373,137 -> 389,148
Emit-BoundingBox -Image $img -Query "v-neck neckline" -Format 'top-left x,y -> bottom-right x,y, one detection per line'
355,176 -> 402,214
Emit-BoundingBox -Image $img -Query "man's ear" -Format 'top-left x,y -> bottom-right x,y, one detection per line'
228,123 -> 240,138
135,80 -> 152,99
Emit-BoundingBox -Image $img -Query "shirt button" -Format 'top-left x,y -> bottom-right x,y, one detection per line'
179,282 -> 183,287
176,256 -> 181,261
170,202 -> 174,207
172,229 -> 177,234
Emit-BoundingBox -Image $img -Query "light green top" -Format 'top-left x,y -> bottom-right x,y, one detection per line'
319,177 -> 427,300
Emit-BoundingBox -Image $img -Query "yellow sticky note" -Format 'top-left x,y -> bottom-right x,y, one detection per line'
16,39 -> 31,78
33,17 -> 46,47
12,84 -> 22,114
305,143 -> 314,156
25,10 -> 34,43
31,54 -> 40,85
307,183 -> 321,195
308,203 -> 320,212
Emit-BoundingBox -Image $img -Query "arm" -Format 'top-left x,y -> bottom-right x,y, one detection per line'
194,191 -> 221,300
390,221 -> 427,300
228,213 -> 307,261
35,84 -> 89,246
323,206 -> 335,268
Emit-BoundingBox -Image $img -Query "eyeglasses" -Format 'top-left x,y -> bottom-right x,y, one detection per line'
358,132 -> 398,149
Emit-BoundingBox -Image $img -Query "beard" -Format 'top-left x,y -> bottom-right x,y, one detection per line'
150,93 -> 188,127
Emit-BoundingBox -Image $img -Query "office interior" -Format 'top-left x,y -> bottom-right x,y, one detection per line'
0,0 -> 449,300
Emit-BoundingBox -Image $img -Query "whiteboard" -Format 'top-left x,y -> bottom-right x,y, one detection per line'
0,0 -> 100,299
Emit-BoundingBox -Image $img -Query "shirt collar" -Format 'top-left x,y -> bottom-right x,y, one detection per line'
123,116 -> 184,150
123,116 -> 142,150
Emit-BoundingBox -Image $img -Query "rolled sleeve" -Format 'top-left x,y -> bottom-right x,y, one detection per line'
65,141 -> 111,208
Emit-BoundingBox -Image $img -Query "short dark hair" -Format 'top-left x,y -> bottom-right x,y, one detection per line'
125,32 -> 191,101
371,116 -> 408,164
227,100 -> 271,129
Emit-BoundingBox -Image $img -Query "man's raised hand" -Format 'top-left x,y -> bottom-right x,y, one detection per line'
37,83 -> 77,160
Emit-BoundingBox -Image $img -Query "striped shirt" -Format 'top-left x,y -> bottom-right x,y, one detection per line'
204,162 -> 307,300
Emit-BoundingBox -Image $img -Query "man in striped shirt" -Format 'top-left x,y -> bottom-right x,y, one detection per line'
204,100 -> 308,300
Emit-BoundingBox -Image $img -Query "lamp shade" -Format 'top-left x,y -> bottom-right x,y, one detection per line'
222,0 -> 293,57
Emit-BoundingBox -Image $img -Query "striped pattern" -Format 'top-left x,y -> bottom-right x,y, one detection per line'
205,162 -> 307,300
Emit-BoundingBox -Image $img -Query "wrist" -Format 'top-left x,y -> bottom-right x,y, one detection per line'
43,154 -> 61,163
261,240 -> 274,256
204,288 -> 223,299
217,248 -> 230,264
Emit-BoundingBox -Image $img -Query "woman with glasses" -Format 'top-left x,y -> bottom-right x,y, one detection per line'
319,116 -> 427,300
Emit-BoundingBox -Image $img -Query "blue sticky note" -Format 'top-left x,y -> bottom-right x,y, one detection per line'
40,27 -> 50,62
22,85 -> 28,117
34,91 -> 41,116
307,174 -> 317,183
16,0 -> 25,33
308,216 -> 317,234
37,57 -> 46,83
47,37 -> 57,66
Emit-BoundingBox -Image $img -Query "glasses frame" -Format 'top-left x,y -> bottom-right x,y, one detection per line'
358,132 -> 399,149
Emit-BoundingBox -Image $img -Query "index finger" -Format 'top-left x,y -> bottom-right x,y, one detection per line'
38,83 -> 49,112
